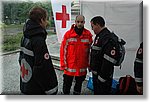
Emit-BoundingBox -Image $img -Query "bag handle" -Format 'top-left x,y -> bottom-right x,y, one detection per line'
123,75 -> 131,94
119,75 -> 131,94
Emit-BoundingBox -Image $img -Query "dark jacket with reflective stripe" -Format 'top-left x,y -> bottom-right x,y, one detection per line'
19,19 -> 58,94
134,42 -> 143,86
90,28 -> 119,81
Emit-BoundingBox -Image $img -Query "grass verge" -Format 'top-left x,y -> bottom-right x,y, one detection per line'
2,33 -> 23,52
2,31 -> 56,52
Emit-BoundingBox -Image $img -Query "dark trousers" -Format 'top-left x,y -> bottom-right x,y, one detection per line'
63,74 -> 86,95
93,74 -> 112,95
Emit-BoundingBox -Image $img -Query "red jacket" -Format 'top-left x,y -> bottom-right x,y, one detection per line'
60,24 -> 93,76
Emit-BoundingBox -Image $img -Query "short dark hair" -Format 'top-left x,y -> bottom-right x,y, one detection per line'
90,16 -> 105,27
29,6 -> 47,24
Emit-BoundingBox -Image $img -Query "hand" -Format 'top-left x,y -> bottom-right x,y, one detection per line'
60,66 -> 66,71
136,85 -> 143,94
88,68 -> 91,72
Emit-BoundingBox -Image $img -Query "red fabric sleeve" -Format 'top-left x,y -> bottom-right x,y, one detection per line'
60,32 -> 68,70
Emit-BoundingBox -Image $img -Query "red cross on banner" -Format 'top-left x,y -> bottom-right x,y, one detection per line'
21,64 -> 28,79
56,5 -> 70,28
51,0 -> 71,42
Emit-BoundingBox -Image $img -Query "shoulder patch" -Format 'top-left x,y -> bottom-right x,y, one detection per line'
44,53 -> 49,60
111,49 -> 116,56
95,37 -> 99,44
138,48 -> 142,54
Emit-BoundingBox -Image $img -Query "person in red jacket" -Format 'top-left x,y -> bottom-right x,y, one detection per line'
60,15 -> 93,95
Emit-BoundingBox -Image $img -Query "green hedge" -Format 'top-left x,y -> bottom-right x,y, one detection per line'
2,31 -> 56,52
2,33 -> 23,52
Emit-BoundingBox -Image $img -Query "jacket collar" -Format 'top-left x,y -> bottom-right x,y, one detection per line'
70,24 -> 88,37
23,19 -> 47,39
97,27 -> 110,38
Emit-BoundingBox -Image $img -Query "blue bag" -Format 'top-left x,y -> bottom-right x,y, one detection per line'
87,74 -> 94,91
87,77 -> 94,91
111,79 -> 119,94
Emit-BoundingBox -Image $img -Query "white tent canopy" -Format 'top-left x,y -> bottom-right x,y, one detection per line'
81,0 -> 142,79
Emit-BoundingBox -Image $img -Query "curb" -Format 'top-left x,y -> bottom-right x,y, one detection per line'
1,49 -> 20,56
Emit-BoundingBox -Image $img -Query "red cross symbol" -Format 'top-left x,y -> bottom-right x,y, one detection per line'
56,5 -> 70,28
21,64 -> 28,79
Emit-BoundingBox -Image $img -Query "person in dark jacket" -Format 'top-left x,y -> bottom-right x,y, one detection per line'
18,6 -> 58,95
134,42 -> 143,94
90,16 -> 120,95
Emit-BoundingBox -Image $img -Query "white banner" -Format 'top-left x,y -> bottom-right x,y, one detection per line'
51,0 -> 71,43
81,1 -> 142,79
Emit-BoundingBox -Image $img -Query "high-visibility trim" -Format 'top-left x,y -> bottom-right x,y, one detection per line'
135,77 -> 143,83
80,68 -> 87,72
92,70 -> 97,75
23,36 -> 30,46
103,54 -> 117,64
73,91 -> 80,95
98,75 -> 106,83
67,38 -> 77,42
63,38 -> 77,66
81,39 -> 89,43
92,45 -> 101,50
92,70 -> 106,82
45,86 -> 58,95
65,68 -> 87,73
64,40 -> 68,66
135,58 -> 143,63
66,68 -> 76,72
20,47 -> 34,56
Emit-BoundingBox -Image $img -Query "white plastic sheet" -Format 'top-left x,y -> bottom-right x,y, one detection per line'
81,1 -> 142,78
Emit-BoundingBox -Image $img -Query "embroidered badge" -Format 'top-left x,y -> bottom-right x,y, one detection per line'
95,37 -> 99,44
21,59 -> 32,83
138,48 -> 142,54
111,50 -> 116,56
44,53 -> 49,60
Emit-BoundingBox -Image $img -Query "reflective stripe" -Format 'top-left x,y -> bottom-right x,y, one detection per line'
20,47 -> 34,56
80,68 -> 87,72
92,45 -> 101,50
67,38 -> 77,42
66,68 -> 76,72
81,39 -> 89,43
23,37 -> 30,46
45,86 -> 58,95
92,70 -> 97,75
98,75 -> 106,82
103,54 -> 117,64
135,58 -> 143,63
64,40 -> 68,66
135,78 -> 143,83
63,38 -> 77,66
65,68 -> 87,73
92,70 -> 106,82
73,91 -> 80,95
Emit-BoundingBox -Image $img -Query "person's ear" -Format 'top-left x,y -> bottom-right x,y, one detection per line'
39,18 -> 44,28
41,18 -> 44,23
75,20 -> 77,23
83,21 -> 85,24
